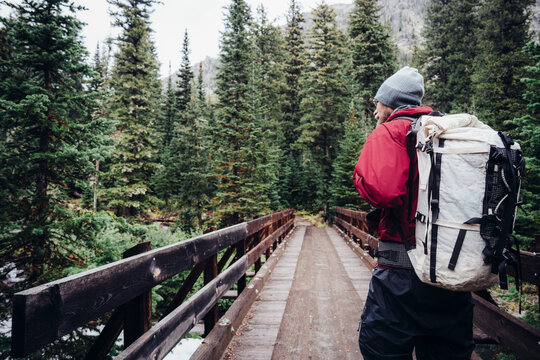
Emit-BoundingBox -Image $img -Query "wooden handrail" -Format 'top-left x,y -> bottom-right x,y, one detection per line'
11,209 -> 294,358
117,217 -> 294,360
334,207 -> 540,360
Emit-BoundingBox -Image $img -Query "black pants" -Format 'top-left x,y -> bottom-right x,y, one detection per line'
359,268 -> 475,360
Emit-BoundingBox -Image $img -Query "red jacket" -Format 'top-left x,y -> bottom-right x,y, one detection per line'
353,106 -> 433,244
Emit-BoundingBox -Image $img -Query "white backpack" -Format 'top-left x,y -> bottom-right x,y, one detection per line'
407,113 -> 524,291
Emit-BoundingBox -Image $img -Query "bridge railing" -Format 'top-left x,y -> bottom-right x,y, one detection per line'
334,207 -> 540,360
11,209 -> 295,359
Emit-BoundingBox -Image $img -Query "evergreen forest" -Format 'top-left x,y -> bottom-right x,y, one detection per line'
0,0 -> 538,357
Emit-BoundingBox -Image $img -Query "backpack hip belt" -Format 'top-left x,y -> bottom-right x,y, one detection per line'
376,240 -> 413,269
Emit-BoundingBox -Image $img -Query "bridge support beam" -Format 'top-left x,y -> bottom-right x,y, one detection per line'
123,242 -> 152,348
204,254 -> 219,337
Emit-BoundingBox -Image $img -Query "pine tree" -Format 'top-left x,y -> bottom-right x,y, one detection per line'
196,62 -> 206,103
212,0 -> 255,226
176,29 -> 194,114
164,92 -> 213,231
106,0 -> 162,216
86,41 -> 116,213
296,3 -> 349,216
348,0 -> 396,129
161,62 -> 176,148
418,0 -> 479,113
152,63 -> 176,206
0,0 -> 114,282
250,5 -> 286,210
472,0 -> 534,130
329,105 -> 369,211
505,41 -> 540,249
280,0 -> 307,208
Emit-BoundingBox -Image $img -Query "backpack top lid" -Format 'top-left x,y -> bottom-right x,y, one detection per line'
419,113 -> 521,151
422,113 -> 491,139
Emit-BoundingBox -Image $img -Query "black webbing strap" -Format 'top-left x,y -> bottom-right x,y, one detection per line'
448,218 -> 483,270
429,139 -> 444,283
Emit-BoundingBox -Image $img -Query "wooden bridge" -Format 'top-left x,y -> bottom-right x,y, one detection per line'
10,209 -> 540,359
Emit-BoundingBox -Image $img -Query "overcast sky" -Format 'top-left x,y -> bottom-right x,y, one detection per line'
79,0 -> 352,77
1,1 -> 351,77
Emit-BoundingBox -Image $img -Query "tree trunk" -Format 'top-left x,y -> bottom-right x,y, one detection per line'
93,160 -> 100,212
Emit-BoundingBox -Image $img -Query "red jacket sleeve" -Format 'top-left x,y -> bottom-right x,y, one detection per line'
353,121 -> 410,208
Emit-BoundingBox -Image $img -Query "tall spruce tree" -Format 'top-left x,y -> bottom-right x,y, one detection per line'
280,0 -> 307,208
0,0 -> 114,283
418,0 -> 479,113
213,0 -> 255,225
152,63 -> 176,206
107,0 -> 162,216
161,62 -> 176,148
176,29 -> 194,114
348,0 -> 396,129
250,5 -> 286,210
87,41 -> 116,213
164,89 -> 213,231
296,3 -> 348,216
472,0 -> 534,129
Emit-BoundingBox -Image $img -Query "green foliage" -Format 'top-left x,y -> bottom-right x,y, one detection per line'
213,0 -> 262,226
176,29 -> 194,114
505,41 -> 540,250
348,0 -> 397,127
247,5 -> 287,212
161,98 -> 215,231
106,0 -> 162,216
330,106 -> 370,211
472,0 -> 534,130
0,0 -> 115,285
280,0 -> 307,209
296,3 -> 349,216
418,0 -> 479,113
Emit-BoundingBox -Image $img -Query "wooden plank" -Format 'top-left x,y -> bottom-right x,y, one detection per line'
472,293 -> 540,359
505,249 -> 539,286
190,224 -> 294,360
272,226 -> 362,360
10,210 -> 293,356
10,223 -> 246,356
116,256 -> 250,360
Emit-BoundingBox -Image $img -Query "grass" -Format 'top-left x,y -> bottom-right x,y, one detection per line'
295,210 -> 326,227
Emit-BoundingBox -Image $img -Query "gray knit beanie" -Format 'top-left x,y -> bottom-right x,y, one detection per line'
374,66 -> 424,109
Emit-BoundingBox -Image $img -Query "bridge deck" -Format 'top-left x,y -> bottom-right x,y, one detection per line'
223,220 -> 372,359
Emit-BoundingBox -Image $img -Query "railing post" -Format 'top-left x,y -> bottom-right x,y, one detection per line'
236,238 -> 247,294
123,242 -> 152,348
204,254 -> 219,337
255,230 -> 263,273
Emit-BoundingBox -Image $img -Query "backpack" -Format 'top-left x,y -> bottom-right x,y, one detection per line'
405,113 -> 525,292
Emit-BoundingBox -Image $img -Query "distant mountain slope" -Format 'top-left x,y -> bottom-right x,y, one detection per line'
165,0 -> 540,95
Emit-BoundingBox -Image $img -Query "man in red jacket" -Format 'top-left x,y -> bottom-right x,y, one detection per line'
354,67 -> 474,360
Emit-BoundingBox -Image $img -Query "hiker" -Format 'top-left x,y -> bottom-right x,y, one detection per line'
353,67 -> 475,360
